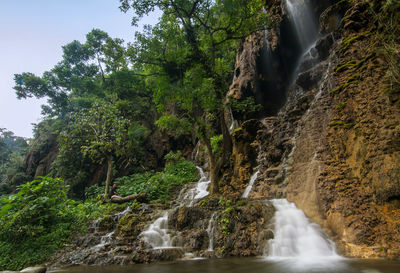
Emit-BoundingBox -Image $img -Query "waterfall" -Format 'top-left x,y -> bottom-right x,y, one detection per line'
179,166 -> 211,206
229,107 -> 238,132
141,167 -> 211,248
242,171 -> 260,198
266,199 -> 340,262
140,212 -> 173,249
206,212 -> 218,252
284,0 -> 319,51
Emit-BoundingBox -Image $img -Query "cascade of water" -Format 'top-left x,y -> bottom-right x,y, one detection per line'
140,212 -> 173,249
206,212 -> 218,251
191,141 -> 201,162
229,108 -> 239,132
92,231 -> 115,250
242,171 -> 260,198
284,0 -> 319,51
113,206 -> 131,223
266,199 -> 340,261
179,166 -> 211,206
141,167 -> 211,248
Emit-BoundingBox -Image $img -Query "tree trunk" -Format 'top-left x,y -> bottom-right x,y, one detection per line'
202,136 -> 219,194
220,110 -> 232,163
104,155 -> 113,197
111,193 -> 148,203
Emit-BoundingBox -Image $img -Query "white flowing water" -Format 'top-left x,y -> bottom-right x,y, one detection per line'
266,199 -> 342,268
284,0 -> 318,51
206,212 -> 218,251
140,212 -> 173,249
179,166 -> 211,206
242,171 -> 260,198
141,167 -> 211,248
92,231 -> 115,250
229,107 -> 239,132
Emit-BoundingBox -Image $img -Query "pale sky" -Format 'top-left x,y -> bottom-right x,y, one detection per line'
0,0 -> 156,138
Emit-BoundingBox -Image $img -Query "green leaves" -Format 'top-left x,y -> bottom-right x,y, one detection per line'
155,114 -> 192,136
114,156 -> 197,201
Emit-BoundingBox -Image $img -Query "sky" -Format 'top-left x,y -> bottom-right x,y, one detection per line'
0,0 -> 157,138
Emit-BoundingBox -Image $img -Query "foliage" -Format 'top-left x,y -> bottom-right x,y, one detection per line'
211,134 -> 223,154
228,96 -> 263,115
0,129 -> 29,194
0,177 -> 84,270
218,197 -> 233,235
121,0 -> 270,193
114,157 -> 197,201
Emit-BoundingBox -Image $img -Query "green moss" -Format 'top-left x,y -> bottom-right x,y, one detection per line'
97,215 -> 114,231
337,102 -> 346,110
117,213 -> 139,234
347,74 -> 360,83
341,31 -> 370,52
356,53 -> 375,68
330,82 -> 351,94
335,60 -> 357,72
329,120 -> 355,129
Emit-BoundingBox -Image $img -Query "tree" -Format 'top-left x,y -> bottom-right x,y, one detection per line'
13,29 -> 128,117
61,99 -> 148,197
120,0 -> 269,193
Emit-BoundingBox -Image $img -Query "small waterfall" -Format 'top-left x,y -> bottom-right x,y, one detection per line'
140,212 -> 173,249
141,167 -> 211,248
242,171 -> 260,198
284,0 -> 319,51
267,199 -> 340,261
206,212 -> 218,252
92,231 -> 115,250
179,166 -> 211,206
113,206 -> 132,222
229,108 -> 239,132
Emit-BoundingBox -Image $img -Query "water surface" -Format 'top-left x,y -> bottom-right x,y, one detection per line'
52,257 -> 400,273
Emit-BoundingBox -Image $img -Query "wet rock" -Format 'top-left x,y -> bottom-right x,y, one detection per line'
132,248 -> 185,263
316,34 -> 334,61
296,63 -> 324,90
319,1 -> 349,34
168,206 -> 207,231
116,213 -> 149,242
96,215 -> 114,233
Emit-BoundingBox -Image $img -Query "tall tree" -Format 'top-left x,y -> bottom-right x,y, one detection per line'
61,99 -> 148,197
120,0 -> 269,193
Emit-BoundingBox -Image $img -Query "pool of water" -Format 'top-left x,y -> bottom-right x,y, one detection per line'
51,257 -> 400,273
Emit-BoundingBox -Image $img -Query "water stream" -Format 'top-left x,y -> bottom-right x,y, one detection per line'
206,212 -> 218,252
266,199 -> 342,269
140,166 -> 210,249
242,171 -> 260,198
140,212 -> 173,249
284,0 -> 318,51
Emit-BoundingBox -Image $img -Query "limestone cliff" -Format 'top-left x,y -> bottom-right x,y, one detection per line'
226,0 -> 400,259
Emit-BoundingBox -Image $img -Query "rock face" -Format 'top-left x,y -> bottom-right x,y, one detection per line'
225,0 -> 400,259
50,197 -> 274,268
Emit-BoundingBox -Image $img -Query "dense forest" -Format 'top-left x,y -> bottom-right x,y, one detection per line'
1,0 -> 399,271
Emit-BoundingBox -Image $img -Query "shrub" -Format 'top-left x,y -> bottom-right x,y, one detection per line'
0,177 -> 86,270
114,158 -> 197,201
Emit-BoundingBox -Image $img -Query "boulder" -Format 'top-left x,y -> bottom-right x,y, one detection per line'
316,34 -> 334,61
